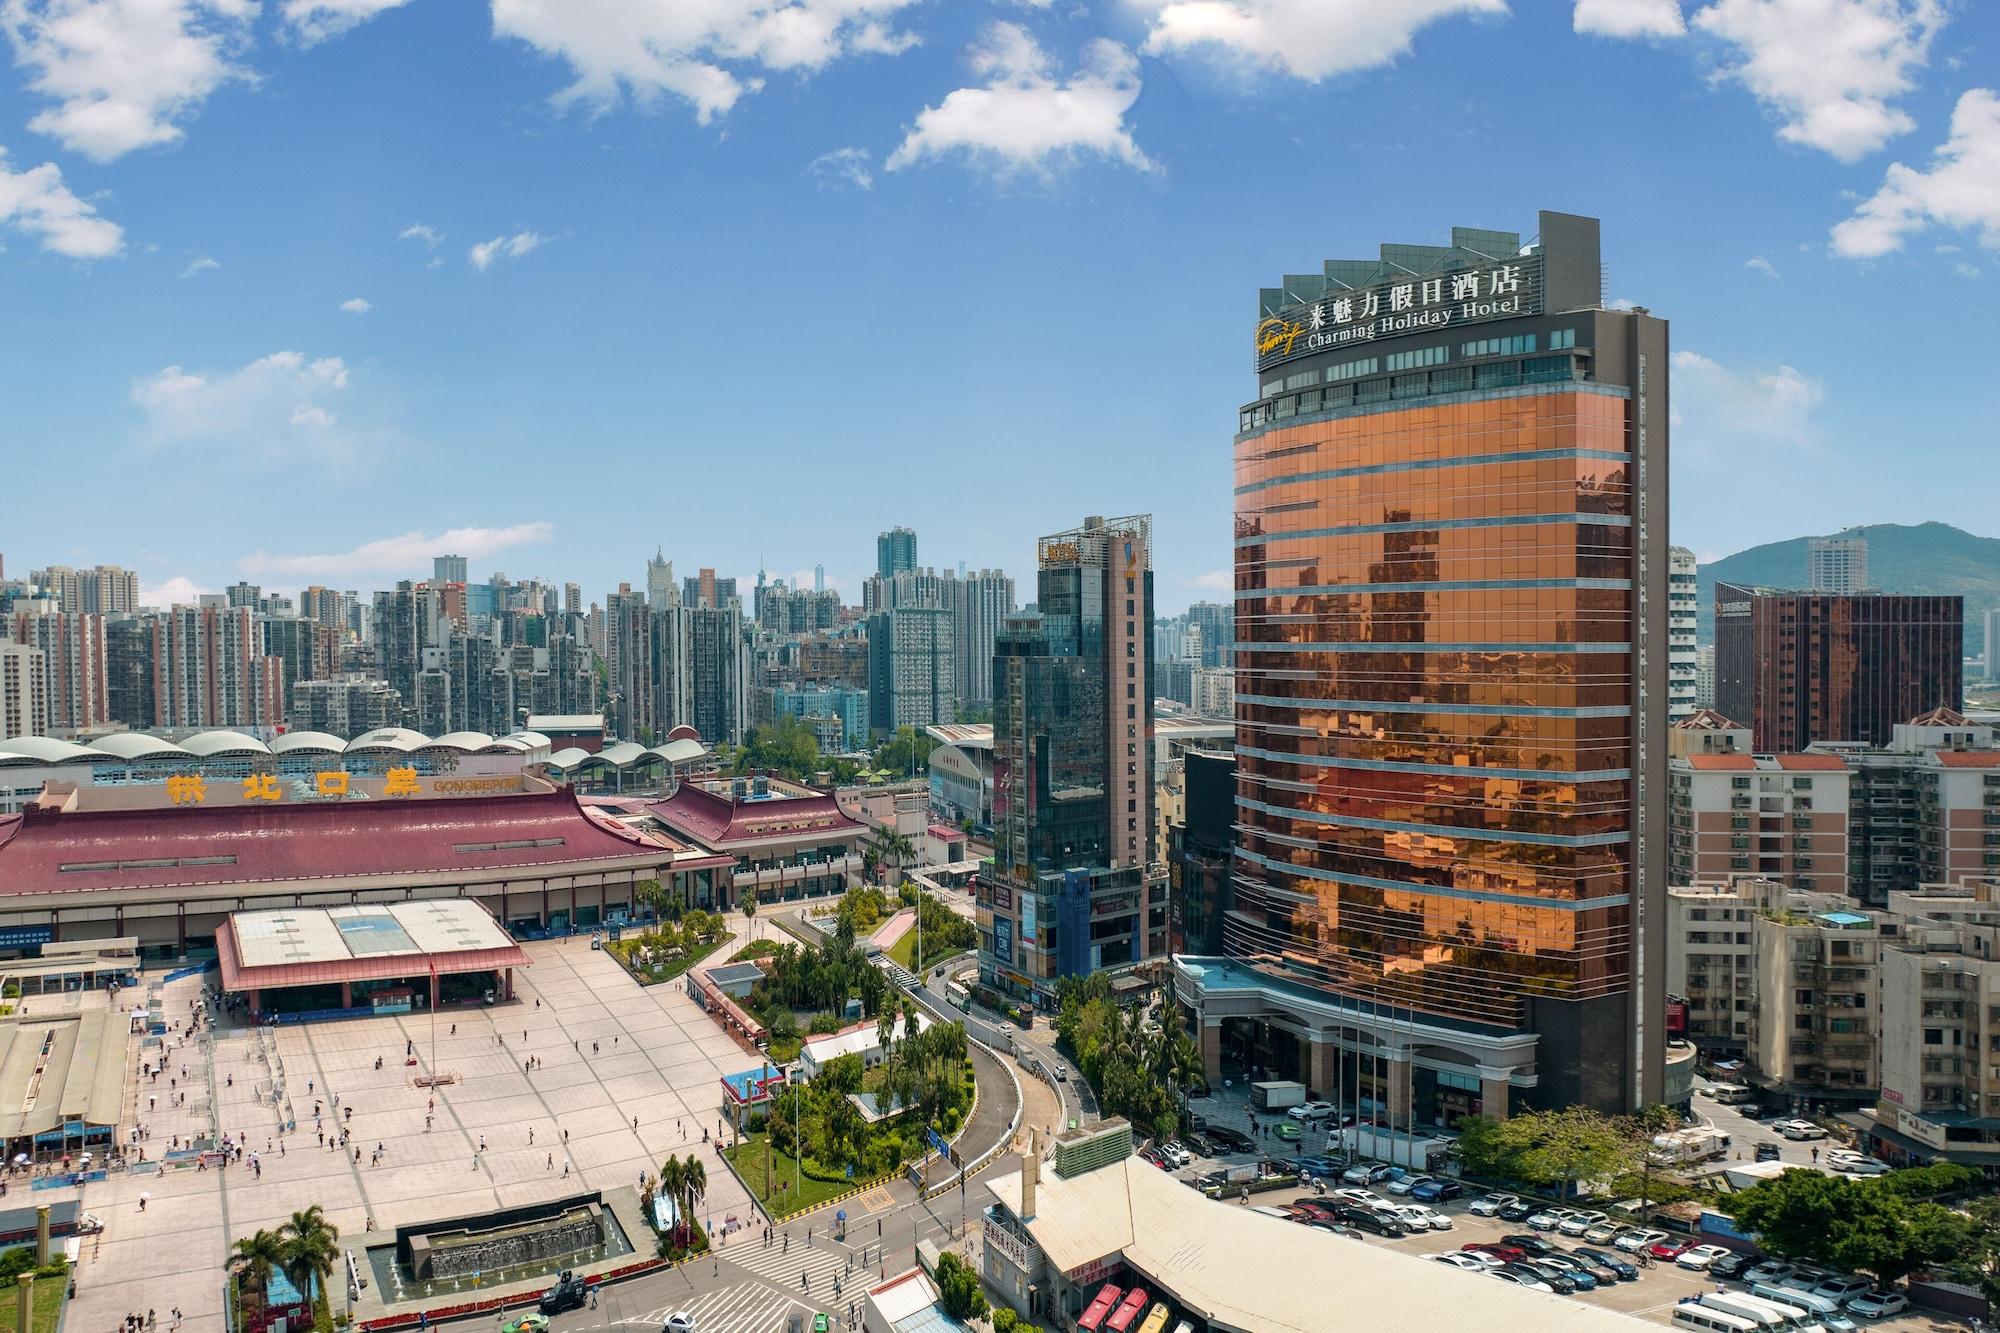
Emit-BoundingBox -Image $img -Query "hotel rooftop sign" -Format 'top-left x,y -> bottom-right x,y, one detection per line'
1255,253 -> 1545,373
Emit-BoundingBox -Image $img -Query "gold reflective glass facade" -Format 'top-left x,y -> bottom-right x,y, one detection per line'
1233,387 -> 1639,1032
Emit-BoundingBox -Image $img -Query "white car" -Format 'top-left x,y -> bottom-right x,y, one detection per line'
1389,1204 -> 1450,1232
1557,1210 -> 1606,1237
1431,1252 -> 1488,1272
1453,1250 -> 1504,1270
662,1315 -> 695,1333
1527,1206 -> 1574,1230
1468,1192 -> 1519,1218
1614,1229 -> 1668,1253
1846,1291 -> 1908,1319
1826,1150 -> 1891,1176
1775,1119 -> 1828,1141
1386,1174 -> 1432,1196
1677,1244 -> 1734,1271
1581,1221 -> 1622,1245
1288,1101 -> 1337,1123
1334,1187 -> 1386,1208
1160,1141 -> 1191,1168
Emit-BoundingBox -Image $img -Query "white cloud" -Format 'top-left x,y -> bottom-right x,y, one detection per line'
887,23 -> 1153,176
1574,0 -> 1684,37
0,0 -> 255,162
469,229 -> 544,270
280,0 -> 413,44
131,349 -> 363,464
1831,87 -> 2000,257
1744,255 -> 1781,277
1689,0 -> 1942,161
489,0 -> 922,124
1671,349 -> 1824,465
1133,0 -> 1507,82
1605,295 -> 1640,310
807,145 -> 873,190
339,296 -> 372,313
0,145 -> 123,257
1955,260 -> 1983,277
239,522 -> 556,580
398,221 -> 441,247
137,574 -> 210,607
1189,568 -> 1232,591
180,254 -> 218,277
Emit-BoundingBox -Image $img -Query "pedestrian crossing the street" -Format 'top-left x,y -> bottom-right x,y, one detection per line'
721,1232 -> 862,1297
624,1283 -> 808,1333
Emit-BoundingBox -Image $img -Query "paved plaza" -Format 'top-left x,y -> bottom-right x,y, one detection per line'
66,935 -> 767,1332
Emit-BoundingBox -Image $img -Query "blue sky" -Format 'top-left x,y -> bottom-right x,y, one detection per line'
0,0 -> 1995,614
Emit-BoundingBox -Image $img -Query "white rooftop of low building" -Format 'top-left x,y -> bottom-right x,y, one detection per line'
984,1156 -> 1644,1333
230,899 -> 513,969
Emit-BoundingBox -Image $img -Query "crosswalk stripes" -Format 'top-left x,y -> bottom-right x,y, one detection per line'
721,1234 -> 859,1294
624,1283 -> 808,1333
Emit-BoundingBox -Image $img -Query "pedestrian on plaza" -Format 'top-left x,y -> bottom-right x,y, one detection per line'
547,1153 -> 553,1170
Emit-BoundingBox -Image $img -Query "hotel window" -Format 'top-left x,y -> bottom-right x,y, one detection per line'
1298,388 -> 1323,412
1549,328 -> 1577,350
1355,378 -> 1391,404
1284,370 -> 1319,391
1461,334 -> 1536,357
1272,395 -> 1295,419
1385,345 -> 1448,371
1261,378 -> 1283,396
1428,366 -> 1471,394
1392,373 -> 1427,399
1323,357 -> 1377,382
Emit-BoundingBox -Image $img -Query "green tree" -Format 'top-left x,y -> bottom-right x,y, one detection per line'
1951,1195 -> 2000,1308
741,888 -> 759,940
735,715 -> 823,782
280,1205 -> 340,1298
873,726 -> 931,778
934,1251 -> 989,1322
229,1228 -> 288,1316
1490,1106 -> 1630,1201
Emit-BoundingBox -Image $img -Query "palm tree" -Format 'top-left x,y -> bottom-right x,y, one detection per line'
280,1205 -> 339,1299
880,831 -> 916,884
659,1154 -> 687,1232
740,888 -> 759,940
229,1228 -> 287,1316
680,1155 -> 707,1232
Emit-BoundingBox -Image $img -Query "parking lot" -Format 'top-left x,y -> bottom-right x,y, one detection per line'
1148,1126 -> 1953,1331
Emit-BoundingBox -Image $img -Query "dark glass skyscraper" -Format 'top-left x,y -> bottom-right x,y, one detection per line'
876,527 -> 918,580
1715,583 -> 1963,751
979,515 -> 1165,1008
1176,212 -> 1669,1118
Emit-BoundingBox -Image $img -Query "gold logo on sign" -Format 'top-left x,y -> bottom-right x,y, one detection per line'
1256,316 -> 1304,358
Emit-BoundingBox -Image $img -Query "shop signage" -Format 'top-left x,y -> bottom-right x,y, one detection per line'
1066,1255 -> 1116,1287
1255,256 -> 1544,372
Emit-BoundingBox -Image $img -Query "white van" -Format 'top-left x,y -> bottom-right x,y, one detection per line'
1673,1304 -> 1760,1333
1751,1283 -> 1840,1319
1699,1291 -> 1824,1333
1708,1083 -> 1757,1105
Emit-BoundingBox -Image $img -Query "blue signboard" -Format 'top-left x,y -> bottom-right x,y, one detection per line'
993,918 -> 1013,966
0,926 -> 53,949
926,1128 -> 948,1157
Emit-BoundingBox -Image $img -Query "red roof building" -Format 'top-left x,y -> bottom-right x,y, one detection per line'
0,780 -> 733,956
644,777 -> 869,906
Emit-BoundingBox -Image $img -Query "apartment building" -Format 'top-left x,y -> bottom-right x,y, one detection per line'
1667,711 -> 1850,896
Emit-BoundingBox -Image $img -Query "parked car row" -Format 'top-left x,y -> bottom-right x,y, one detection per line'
1446,1236 -> 1642,1295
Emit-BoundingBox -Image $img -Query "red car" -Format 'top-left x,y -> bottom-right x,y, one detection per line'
1464,1243 -> 1526,1263
1647,1239 -> 1693,1261
1288,1201 -> 1339,1222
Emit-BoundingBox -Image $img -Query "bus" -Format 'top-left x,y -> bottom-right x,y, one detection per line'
1078,1285 -> 1123,1333
946,980 -> 970,1012
1672,1304 -> 1760,1333
1106,1288 -> 1151,1333
1135,1303 -> 1171,1333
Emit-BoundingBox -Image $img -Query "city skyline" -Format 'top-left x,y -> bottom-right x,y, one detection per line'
3,3 -> 1996,614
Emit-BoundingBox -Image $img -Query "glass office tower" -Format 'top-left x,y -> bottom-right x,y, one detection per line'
1176,212 -> 1668,1117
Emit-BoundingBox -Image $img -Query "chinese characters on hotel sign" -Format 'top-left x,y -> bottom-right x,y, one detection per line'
1254,255 -> 1545,373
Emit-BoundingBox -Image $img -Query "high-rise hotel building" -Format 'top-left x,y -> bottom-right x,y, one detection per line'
1175,213 -> 1668,1117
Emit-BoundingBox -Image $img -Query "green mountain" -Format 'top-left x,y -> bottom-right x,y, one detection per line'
1695,522 -> 1999,656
